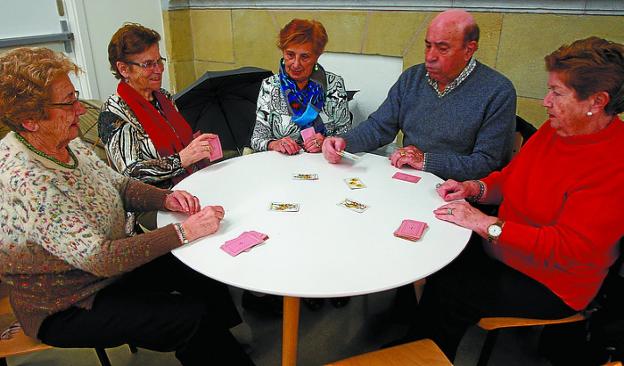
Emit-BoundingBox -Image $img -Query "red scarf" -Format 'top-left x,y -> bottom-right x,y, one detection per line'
117,82 -> 204,184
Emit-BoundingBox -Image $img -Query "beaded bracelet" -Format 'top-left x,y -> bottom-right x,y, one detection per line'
466,180 -> 485,203
174,223 -> 189,245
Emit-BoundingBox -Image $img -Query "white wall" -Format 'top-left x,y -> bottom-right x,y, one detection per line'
318,53 -> 402,126
69,0 -> 169,100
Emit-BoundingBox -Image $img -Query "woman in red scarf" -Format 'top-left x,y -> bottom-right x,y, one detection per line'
98,23 -> 219,232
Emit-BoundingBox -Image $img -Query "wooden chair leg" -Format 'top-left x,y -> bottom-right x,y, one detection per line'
477,329 -> 500,366
95,348 -> 112,366
129,344 -> 138,353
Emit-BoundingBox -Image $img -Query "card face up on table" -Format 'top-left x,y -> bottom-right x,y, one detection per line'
394,219 -> 428,241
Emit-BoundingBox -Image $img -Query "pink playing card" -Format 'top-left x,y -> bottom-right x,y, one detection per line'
300,127 -> 315,142
394,219 -> 428,241
220,231 -> 268,256
208,136 -> 223,162
392,172 -> 421,184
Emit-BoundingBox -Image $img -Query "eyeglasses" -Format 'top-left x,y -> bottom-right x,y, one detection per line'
125,57 -> 167,70
48,90 -> 80,109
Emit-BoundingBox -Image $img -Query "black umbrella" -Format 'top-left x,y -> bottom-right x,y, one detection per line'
174,67 -> 273,155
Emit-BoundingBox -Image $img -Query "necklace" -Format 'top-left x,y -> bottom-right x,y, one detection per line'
15,133 -> 78,169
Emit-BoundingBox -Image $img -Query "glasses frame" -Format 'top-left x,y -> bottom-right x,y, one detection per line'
47,90 -> 81,109
125,57 -> 167,70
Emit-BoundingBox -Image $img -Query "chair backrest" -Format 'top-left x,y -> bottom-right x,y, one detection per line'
0,295 -> 53,360
511,115 -> 537,158
324,339 -> 451,366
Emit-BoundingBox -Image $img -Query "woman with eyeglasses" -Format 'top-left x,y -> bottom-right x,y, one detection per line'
98,23 -> 218,233
0,47 -> 254,365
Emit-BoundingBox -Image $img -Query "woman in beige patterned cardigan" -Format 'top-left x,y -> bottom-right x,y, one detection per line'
0,47 -> 253,366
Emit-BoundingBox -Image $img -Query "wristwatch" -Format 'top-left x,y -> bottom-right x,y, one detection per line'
487,220 -> 505,243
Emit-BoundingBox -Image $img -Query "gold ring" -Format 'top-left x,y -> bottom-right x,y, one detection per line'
314,141 -> 320,148
400,151 -> 406,156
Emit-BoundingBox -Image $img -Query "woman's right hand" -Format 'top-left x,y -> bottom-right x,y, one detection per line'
179,133 -> 219,168
180,205 -> 225,242
436,179 -> 480,201
267,137 -> 301,155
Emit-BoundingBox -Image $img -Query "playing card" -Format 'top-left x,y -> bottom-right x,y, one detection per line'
337,150 -> 360,161
270,202 -> 300,212
394,219 -> 428,241
300,127 -> 315,142
208,135 -> 223,162
338,198 -> 369,213
344,177 -> 366,189
293,173 -> 319,180
392,172 -> 422,184
220,231 -> 268,256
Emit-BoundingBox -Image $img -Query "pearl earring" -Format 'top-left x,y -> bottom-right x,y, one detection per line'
586,111 -> 593,116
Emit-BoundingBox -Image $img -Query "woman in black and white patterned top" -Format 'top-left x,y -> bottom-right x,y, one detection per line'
250,19 -> 352,155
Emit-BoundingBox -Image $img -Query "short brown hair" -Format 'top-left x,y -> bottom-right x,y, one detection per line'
278,19 -> 328,56
108,23 -> 161,80
0,47 -> 80,131
545,36 -> 624,115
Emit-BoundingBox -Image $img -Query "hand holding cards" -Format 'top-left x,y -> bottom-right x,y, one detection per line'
300,127 -> 315,142
207,135 -> 223,161
394,219 -> 428,241
221,231 -> 269,256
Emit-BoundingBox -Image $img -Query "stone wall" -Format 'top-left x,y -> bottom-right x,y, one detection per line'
162,9 -> 624,127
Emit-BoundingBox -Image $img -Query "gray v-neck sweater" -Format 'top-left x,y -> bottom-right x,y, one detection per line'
343,61 -> 516,181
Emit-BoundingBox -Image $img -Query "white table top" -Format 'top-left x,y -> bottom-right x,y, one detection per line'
158,151 -> 471,298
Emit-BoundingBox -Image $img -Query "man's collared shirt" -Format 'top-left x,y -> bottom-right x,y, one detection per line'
427,57 -> 477,98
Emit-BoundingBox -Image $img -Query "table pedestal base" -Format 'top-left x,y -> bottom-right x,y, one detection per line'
282,296 -> 300,366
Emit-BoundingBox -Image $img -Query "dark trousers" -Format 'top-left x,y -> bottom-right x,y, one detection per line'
417,234 -> 576,361
38,253 -> 254,366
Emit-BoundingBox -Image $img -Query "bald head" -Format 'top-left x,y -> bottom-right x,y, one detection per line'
429,10 -> 479,45
424,10 -> 479,87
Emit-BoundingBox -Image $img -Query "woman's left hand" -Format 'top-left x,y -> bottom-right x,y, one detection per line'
433,201 -> 495,237
303,133 -> 325,153
164,190 -> 201,215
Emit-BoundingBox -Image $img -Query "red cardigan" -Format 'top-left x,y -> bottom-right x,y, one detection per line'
482,116 -> 624,311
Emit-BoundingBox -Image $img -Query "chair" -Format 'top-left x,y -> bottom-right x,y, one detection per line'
0,293 -> 118,366
324,339 -> 451,366
475,313 -> 586,366
512,115 -> 537,157
78,99 -> 109,163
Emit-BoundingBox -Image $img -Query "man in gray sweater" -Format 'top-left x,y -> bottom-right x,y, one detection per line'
322,9 -> 516,181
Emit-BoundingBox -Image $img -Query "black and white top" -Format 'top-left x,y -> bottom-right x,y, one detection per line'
97,89 -> 185,190
250,70 -> 351,152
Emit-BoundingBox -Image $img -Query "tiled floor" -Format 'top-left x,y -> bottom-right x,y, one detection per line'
8,287 -> 551,366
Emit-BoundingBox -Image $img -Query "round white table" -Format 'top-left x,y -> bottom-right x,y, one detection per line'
158,151 -> 471,365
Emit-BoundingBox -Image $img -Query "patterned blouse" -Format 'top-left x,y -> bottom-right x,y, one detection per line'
97,89 -> 185,190
0,132 -> 179,337
250,70 -> 351,151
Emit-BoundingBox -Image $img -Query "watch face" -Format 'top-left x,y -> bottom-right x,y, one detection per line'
488,224 -> 502,237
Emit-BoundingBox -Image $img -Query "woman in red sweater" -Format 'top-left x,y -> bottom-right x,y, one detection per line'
418,37 -> 624,360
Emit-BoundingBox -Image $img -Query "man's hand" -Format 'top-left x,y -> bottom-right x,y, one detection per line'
390,145 -> 424,169
321,136 -> 347,164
